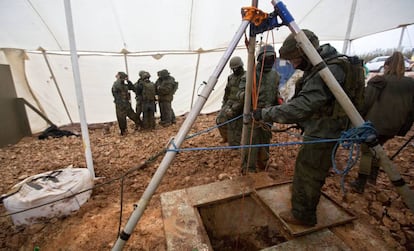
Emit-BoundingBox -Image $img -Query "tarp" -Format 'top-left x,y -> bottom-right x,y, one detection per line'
0,0 -> 413,133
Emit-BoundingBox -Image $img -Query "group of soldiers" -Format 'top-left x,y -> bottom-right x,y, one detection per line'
217,29 -> 414,227
217,44 -> 281,174
111,69 -> 178,135
111,29 -> 413,228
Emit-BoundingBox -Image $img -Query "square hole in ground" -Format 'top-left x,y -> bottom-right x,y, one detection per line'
198,195 -> 287,251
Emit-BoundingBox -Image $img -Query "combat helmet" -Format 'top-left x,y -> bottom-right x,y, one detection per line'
157,69 -> 170,78
139,70 -> 146,78
257,44 -> 276,61
118,71 -> 128,79
279,29 -> 319,60
229,56 -> 244,69
142,71 -> 151,79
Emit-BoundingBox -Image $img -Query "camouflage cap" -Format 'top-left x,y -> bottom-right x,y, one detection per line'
279,29 -> 319,60
157,69 -> 170,78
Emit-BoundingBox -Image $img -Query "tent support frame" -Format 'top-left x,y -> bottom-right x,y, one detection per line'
63,0 -> 95,179
112,1 -> 414,249
39,48 -> 73,124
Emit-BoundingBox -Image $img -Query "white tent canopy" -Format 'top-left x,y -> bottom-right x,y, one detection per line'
0,0 -> 413,133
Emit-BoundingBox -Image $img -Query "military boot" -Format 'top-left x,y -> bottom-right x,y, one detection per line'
368,166 -> 379,185
350,174 -> 368,194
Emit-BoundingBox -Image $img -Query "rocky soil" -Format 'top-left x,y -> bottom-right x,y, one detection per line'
0,113 -> 413,250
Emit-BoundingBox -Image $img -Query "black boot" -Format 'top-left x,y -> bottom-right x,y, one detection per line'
350,174 -> 368,194
368,166 -> 379,185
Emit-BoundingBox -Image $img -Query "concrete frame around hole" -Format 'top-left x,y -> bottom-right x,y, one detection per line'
160,172 -> 356,251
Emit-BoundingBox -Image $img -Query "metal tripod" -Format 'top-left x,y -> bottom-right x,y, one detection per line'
112,1 -> 414,250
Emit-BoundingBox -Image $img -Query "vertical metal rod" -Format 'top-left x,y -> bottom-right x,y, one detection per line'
272,0 -> 414,212
342,0 -> 357,54
112,20 -> 250,251
191,52 -> 201,109
397,25 -> 406,52
241,0 -> 259,161
63,0 -> 95,179
40,49 -> 73,124
123,51 -> 129,76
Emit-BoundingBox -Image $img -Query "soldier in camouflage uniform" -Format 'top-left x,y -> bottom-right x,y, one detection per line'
112,71 -> 140,135
253,30 -> 351,226
128,71 -> 146,126
216,56 -> 246,145
238,45 -> 280,173
155,69 -> 178,126
140,71 -> 157,129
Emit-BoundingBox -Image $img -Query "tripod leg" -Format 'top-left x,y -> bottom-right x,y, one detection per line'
111,20 -> 251,251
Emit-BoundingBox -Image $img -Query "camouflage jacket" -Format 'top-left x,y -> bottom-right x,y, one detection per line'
237,66 -> 280,109
222,71 -> 246,114
112,79 -> 130,104
261,44 -> 350,139
130,78 -> 144,101
156,76 -> 176,102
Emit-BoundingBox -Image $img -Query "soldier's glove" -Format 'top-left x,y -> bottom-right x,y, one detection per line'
252,109 -> 262,121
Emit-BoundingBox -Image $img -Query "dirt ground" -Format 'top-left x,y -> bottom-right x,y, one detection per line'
0,113 -> 413,251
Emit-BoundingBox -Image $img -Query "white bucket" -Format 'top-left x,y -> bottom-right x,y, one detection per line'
2,167 -> 93,226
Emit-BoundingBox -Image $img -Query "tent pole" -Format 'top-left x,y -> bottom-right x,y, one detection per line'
112,19 -> 250,251
190,52 -> 201,109
63,0 -> 95,179
272,0 -> 414,212
20,98 -> 55,126
342,0 -> 357,54
39,48 -> 73,124
397,25 -> 407,51
241,0 -> 259,165
122,49 -> 129,76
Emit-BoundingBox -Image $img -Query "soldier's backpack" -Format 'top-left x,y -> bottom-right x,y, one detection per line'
322,54 -> 365,119
172,79 -> 179,94
142,80 -> 156,101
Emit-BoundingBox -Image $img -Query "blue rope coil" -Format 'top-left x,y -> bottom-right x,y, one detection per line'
331,121 -> 377,194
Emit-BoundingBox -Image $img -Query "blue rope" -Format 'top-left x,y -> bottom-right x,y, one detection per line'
331,121 -> 377,194
185,114 -> 243,140
166,137 -> 340,152
175,116 -> 377,195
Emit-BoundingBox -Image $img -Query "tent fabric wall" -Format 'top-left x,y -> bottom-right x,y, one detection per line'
5,48 -> 249,132
2,49 -> 49,133
1,0 -> 413,52
0,0 -> 413,133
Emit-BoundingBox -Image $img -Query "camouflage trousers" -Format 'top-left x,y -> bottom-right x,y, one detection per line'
291,140 -> 336,225
115,102 -> 139,133
135,99 -> 143,126
159,100 -> 174,125
216,109 -> 228,143
216,110 -> 242,146
241,122 -> 272,172
142,101 -> 156,129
